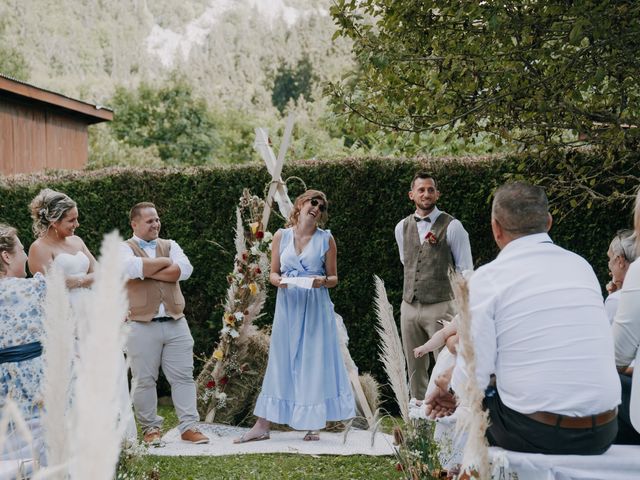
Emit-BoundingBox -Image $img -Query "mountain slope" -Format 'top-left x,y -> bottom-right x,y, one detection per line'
0,0 -> 352,113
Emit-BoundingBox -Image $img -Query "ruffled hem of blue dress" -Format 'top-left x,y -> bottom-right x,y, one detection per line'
254,392 -> 356,431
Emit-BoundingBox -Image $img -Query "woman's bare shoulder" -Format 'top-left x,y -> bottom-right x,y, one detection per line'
28,237 -> 48,253
68,235 -> 87,247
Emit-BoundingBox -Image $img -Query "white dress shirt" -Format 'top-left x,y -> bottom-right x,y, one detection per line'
394,206 -> 473,271
612,258 -> 640,368
451,233 -> 620,416
120,235 -> 193,317
604,290 -> 621,325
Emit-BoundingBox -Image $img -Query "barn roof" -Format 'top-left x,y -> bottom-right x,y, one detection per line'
0,73 -> 113,124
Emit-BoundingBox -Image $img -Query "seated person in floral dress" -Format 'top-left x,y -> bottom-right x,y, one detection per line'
0,224 -> 47,465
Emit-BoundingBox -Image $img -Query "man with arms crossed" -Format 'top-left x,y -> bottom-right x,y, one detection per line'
429,182 -> 619,454
122,202 -> 208,445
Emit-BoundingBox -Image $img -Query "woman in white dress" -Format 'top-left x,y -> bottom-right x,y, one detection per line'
27,189 -> 96,292
27,188 -> 136,442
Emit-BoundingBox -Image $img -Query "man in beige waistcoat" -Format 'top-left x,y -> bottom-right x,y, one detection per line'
121,202 -> 208,444
394,172 -> 473,399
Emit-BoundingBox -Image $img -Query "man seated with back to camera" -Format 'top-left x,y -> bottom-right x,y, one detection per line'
426,181 -> 620,455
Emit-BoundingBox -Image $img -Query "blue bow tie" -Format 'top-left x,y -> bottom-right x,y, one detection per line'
138,239 -> 157,249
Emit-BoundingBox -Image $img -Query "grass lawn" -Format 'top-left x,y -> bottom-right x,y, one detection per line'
120,406 -> 402,480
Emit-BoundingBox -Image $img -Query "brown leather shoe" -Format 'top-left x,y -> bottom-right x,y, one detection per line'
143,428 -> 162,444
181,428 -> 209,444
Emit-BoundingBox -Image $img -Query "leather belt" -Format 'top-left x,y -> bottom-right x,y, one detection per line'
151,316 -> 174,322
525,408 -> 617,429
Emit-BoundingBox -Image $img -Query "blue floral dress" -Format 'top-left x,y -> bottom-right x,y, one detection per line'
0,274 -> 46,418
253,228 -> 355,430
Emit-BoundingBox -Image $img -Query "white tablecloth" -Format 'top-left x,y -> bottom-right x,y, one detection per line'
490,445 -> 640,480
409,402 -> 640,479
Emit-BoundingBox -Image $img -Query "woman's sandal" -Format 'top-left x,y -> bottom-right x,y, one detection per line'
233,431 -> 270,444
303,430 -> 320,441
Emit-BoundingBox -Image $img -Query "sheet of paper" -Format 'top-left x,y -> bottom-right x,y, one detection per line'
280,276 -> 314,289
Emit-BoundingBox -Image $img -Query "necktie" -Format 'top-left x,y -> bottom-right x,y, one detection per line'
415,216 -> 431,223
138,239 -> 157,249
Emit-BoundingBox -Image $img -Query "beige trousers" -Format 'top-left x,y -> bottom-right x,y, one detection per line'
401,299 -> 455,399
126,317 -> 199,434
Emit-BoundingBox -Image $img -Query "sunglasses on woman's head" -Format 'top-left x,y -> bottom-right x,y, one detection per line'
310,198 -> 326,212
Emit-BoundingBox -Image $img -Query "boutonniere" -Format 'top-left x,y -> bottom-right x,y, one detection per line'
425,231 -> 438,245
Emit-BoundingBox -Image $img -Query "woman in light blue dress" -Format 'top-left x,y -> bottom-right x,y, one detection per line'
236,190 -> 355,442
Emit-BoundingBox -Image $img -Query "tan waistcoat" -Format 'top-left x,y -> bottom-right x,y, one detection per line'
125,238 -> 186,322
402,212 -> 455,304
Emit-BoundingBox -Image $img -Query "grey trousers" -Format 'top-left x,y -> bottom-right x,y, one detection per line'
126,318 -> 199,434
401,299 -> 454,399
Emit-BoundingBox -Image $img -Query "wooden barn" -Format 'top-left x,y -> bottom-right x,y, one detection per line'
0,73 -> 113,175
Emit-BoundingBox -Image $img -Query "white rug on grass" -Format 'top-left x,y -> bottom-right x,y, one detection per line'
147,423 -> 395,457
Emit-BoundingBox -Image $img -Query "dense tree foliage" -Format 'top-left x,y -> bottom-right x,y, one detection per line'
0,47 -> 29,81
1,0 -> 501,163
0,20 -> 29,80
271,56 -> 317,114
0,0 -> 509,165
329,1 -> 640,158
109,79 -> 219,165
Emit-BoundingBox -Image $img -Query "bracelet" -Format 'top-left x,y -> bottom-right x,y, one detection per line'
77,278 -> 83,288
324,275 -> 329,286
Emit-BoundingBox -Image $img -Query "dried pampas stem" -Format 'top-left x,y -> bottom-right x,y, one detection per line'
0,399 -> 37,473
238,290 -> 266,338
41,266 -> 74,478
373,275 -> 410,422
69,232 -> 128,480
450,271 -> 490,479
359,373 -> 381,422
335,312 -> 376,430
234,208 -> 245,257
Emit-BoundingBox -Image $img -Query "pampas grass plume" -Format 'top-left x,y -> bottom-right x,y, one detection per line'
373,275 -> 410,422
451,272 -> 490,479
68,231 -> 128,480
358,373 -> 381,416
40,265 -> 74,478
239,290 -> 266,338
0,399 -> 36,474
234,208 -> 245,257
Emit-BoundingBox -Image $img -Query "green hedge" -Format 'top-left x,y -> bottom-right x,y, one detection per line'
0,155 -> 635,402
